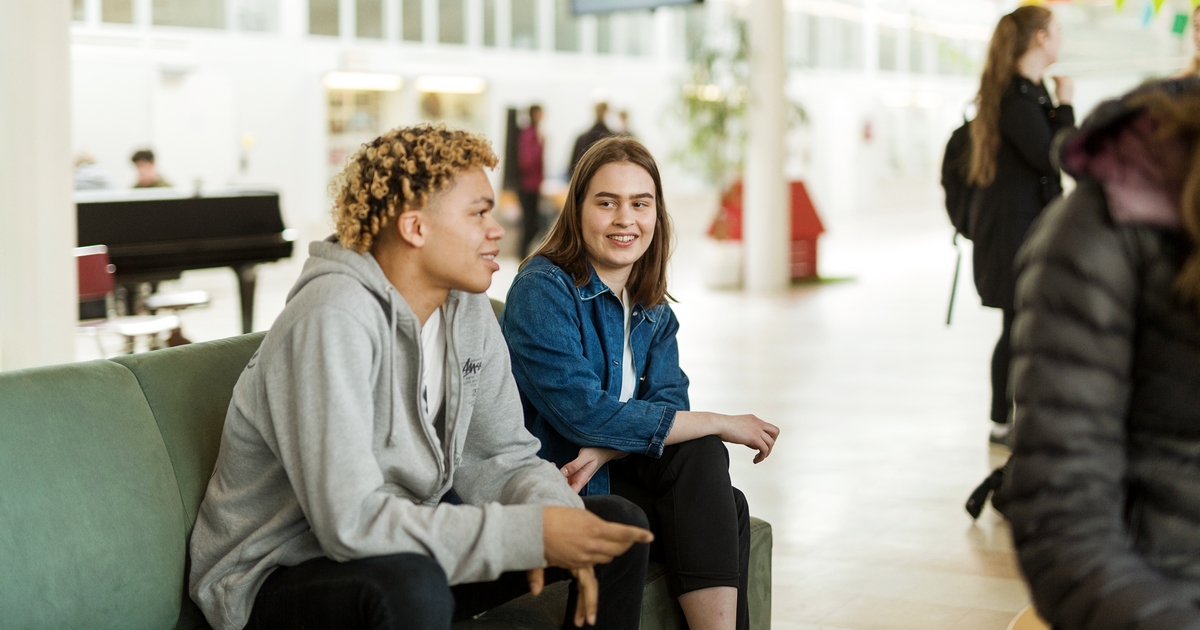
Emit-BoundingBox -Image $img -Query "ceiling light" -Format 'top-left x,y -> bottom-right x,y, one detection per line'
414,76 -> 487,94
323,72 -> 403,91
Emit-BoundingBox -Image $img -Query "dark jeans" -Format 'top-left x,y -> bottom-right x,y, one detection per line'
517,190 -> 541,258
991,308 -> 1015,424
609,435 -> 751,630
245,495 -> 649,630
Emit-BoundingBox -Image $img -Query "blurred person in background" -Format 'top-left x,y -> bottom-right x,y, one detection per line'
1007,77 -> 1200,630
131,149 -> 170,188
569,102 -> 612,178
502,137 -> 780,630
74,153 -> 111,190
518,104 -> 546,257
617,110 -> 634,138
967,5 -> 1074,447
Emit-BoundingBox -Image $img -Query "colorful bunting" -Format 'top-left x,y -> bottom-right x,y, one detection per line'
1174,13 -> 1190,35
1152,0 -> 1165,14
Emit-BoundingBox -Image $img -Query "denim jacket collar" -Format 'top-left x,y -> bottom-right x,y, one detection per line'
575,259 -> 660,323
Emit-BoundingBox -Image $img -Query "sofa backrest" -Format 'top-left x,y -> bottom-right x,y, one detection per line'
0,360 -> 188,629
112,332 -> 265,630
0,332 -> 265,630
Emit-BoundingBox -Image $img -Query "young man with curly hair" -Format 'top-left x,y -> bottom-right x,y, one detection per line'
188,125 -> 653,630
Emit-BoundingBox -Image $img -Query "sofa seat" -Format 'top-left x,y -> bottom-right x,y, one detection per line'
0,333 -> 771,629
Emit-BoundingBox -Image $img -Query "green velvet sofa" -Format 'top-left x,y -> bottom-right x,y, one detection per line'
0,333 -> 772,629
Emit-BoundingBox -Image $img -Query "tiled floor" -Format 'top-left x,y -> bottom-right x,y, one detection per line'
77,179 -> 1027,628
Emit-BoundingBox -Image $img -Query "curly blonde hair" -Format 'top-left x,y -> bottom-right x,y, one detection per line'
331,124 -> 498,252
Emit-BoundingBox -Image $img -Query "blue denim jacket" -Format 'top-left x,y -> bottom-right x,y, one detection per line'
500,256 -> 690,495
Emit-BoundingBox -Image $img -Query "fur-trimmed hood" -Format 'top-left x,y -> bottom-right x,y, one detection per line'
1057,76 -> 1200,229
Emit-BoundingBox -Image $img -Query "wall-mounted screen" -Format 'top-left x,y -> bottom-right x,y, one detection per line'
572,0 -> 701,15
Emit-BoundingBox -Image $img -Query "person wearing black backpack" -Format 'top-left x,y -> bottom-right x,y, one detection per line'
966,5 -> 1074,447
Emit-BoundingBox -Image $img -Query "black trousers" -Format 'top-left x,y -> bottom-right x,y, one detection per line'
517,190 -> 541,258
244,495 -> 649,630
991,308 -> 1015,424
609,435 -> 751,630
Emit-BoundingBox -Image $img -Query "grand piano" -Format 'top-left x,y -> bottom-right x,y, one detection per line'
76,188 -> 296,334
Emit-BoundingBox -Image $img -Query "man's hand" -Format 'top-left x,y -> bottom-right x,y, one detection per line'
543,506 -> 653,569
561,448 -> 626,493
716,413 -> 781,463
537,508 -> 652,627
570,566 -> 598,627
525,566 -> 599,627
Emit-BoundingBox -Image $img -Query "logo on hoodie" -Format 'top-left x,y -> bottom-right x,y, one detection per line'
461,358 -> 483,394
462,358 -> 482,377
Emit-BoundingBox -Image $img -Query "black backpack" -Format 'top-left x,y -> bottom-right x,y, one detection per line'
941,118 -> 976,239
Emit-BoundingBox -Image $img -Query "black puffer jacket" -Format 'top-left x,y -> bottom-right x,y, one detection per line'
1007,79 -> 1200,630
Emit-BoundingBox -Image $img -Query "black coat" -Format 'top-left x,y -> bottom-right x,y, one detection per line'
1006,89 -> 1200,627
569,122 -> 612,177
971,75 -> 1074,309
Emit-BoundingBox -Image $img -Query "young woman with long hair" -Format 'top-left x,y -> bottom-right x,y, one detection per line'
968,5 -> 1074,446
500,136 -> 780,630
1007,77 -> 1200,629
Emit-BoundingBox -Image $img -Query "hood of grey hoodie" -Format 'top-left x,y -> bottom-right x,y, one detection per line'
291,236 -> 423,452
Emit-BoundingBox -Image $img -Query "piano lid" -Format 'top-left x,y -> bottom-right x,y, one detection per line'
77,188 -> 287,247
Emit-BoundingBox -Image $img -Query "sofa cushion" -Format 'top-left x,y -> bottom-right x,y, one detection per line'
111,332 -> 265,630
0,360 -> 186,629
110,333 -> 265,532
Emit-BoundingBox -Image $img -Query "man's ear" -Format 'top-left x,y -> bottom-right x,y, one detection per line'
395,210 -> 427,248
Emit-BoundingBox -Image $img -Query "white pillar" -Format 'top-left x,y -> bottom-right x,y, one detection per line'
0,0 -> 76,370
743,0 -> 788,292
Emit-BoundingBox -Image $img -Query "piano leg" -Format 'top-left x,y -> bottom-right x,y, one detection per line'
234,264 -> 258,334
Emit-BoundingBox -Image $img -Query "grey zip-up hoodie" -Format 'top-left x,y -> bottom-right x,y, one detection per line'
189,238 -> 584,630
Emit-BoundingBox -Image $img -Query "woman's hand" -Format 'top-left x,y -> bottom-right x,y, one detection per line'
561,447 -> 626,492
715,414 -> 780,464
1052,75 -> 1074,106
668,411 -> 781,463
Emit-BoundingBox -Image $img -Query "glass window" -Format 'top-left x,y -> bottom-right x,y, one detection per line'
596,13 -> 611,54
356,0 -> 383,37
511,0 -> 536,49
878,25 -> 898,72
237,0 -> 279,31
483,0 -> 496,46
102,0 -> 134,24
910,31 -> 929,74
402,0 -> 422,41
439,0 -> 464,44
309,0 -> 339,35
807,14 -> 821,67
73,0 -> 87,21
554,0 -> 579,52
837,18 -> 862,69
683,4 -> 704,61
613,11 -> 652,56
937,38 -> 978,76
153,0 -> 224,28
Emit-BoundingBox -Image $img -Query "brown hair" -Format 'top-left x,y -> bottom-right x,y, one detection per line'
331,124 -> 498,253
527,136 -> 674,307
1127,90 -> 1200,314
969,5 -> 1054,187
